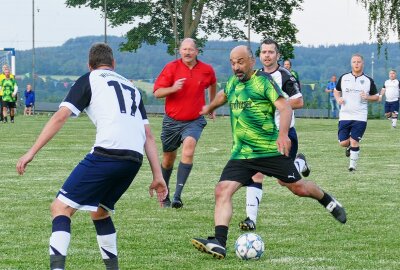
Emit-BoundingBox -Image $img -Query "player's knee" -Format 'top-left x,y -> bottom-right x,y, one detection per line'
252,172 -> 264,183
286,182 -> 308,197
385,112 -> 392,118
339,140 -> 349,147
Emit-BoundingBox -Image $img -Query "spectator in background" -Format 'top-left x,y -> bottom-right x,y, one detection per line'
378,70 -> 400,128
1,68 -> 18,123
0,64 -> 15,121
153,38 -> 217,209
24,84 -> 35,116
283,59 -> 299,81
325,75 -> 339,118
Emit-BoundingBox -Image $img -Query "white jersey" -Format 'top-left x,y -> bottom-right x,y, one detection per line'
263,66 -> 302,129
336,72 -> 378,122
60,69 -> 148,161
382,79 -> 400,102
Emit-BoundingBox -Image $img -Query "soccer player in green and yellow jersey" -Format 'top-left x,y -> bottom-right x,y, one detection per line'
191,45 -> 347,259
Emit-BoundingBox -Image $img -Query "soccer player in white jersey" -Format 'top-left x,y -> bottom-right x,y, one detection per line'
239,39 -> 311,231
379,70 -> 400,128
16,43 -> 167,270
334,53 -> 379,171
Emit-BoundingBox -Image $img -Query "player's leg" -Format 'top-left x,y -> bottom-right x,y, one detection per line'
91,208 -> 119,270
0,97 -> 3,121
192,160 -> 253,259
92,156 -> 141,270
347,121 -> 366,171
268,156 -> 347,224
391,101 -> 399,128
160,115 -> 181,207
338,120 -> 352,157
240,173 -> 264,231
172,116 -> 207,208
290,127 -> 311,177
2,102 -> 8,122
24,106 -> 28,116
49,199 -> 77,270
10,102 -> 15,123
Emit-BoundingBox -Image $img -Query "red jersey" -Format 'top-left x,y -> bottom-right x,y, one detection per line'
154,59 -> 216,121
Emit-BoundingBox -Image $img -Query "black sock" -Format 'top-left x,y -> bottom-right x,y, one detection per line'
11,115 -> 14,121
174,162 -> 193,199
350,147 -> 360,152
161,166 -> 173,199
215,225 -> 228,247
318,192 -> 333,207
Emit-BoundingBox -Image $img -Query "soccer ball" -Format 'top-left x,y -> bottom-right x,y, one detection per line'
234,233 -> 265,260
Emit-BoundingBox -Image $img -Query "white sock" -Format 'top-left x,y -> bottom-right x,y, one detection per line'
350,149 -> 360,168
97,233 -> 118,259
294,158 -> 305,173
49,231 -> 71,256
246,185 -> 263,223
392,118 -> 397,127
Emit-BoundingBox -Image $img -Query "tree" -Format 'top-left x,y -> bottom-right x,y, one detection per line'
65,0 -> 303,59
358,0 -> 400,54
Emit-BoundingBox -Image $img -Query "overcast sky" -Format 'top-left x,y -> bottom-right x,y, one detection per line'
0,0 -> 396,51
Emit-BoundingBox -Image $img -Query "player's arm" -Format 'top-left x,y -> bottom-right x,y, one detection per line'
16,106 -> 72,175
199,89 -> 227,115
379,87 -> 386,102
143,124 -> 168,205
288,96 -> 303,109
274,97 -> 292,156
207,82 -> 217,119
334,89 -> 344,105
153,78 -> 186,98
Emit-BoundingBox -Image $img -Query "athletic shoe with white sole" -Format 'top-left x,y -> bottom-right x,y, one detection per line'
191,237 -> 226,259
239,217 -> 256,231
326,198 -> 347,224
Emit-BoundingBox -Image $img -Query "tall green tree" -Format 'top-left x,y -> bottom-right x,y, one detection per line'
65,0 -> 302,59
359,0 -> 400,53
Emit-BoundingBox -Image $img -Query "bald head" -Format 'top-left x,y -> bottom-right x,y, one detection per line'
230,45 -> 255,82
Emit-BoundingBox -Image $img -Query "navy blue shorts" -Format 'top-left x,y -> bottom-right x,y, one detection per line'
161,115 -> 207,152
220,155 -> 302,185
338,120 -> 367,142
385,101 -> 399,115
57,153 -> 141,212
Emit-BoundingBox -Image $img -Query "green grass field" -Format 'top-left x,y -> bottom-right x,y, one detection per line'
1,115 -> 399,269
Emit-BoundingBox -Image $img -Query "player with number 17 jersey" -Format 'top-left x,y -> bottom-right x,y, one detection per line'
60,69 -> 148,161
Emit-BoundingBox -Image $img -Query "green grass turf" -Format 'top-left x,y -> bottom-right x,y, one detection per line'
1,115 -> 399,269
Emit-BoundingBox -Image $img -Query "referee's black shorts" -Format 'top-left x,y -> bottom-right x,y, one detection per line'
219,155 -> 301,185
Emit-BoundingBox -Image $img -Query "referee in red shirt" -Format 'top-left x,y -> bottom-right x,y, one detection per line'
153,38 -> 217,208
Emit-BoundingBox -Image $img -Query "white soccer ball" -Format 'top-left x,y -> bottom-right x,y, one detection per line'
234,233 -> 265,260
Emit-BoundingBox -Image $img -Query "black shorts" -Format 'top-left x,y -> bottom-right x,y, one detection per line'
2,101 -> 16,109
220,155 -> 302,185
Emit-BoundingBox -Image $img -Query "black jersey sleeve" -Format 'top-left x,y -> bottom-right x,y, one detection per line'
368,77 -> 378,95
336,75 -> 344,92
282,73 -> 301,97
63,72 -> 92,112
138,96 -> 148,121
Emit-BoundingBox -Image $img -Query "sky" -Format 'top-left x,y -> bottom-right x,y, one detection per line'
0,0 -> 396,51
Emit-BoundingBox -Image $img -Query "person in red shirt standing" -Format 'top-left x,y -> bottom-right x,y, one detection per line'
153,38 -> 217,208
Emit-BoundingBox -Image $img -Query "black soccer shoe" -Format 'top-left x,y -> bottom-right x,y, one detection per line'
171,197 -> 183,209
191,237 -> 226,259
296,153 -> 311,177
345,146 -> 351,157
326,198 -> 347,224
239,217 -> 256,231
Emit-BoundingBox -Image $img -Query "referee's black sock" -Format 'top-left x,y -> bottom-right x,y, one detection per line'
161,165 -> 173,199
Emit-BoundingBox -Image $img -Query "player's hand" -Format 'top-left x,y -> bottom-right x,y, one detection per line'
172,78 -> 186,92
360,92 -> 368,101
208,111 -> 216,120
337,97 -> 345,105
199,105 -> 212,116
276,135 -> 291,157
149,177 -> 168,207
378,95 -> 382,102
16,152 -> 35,175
